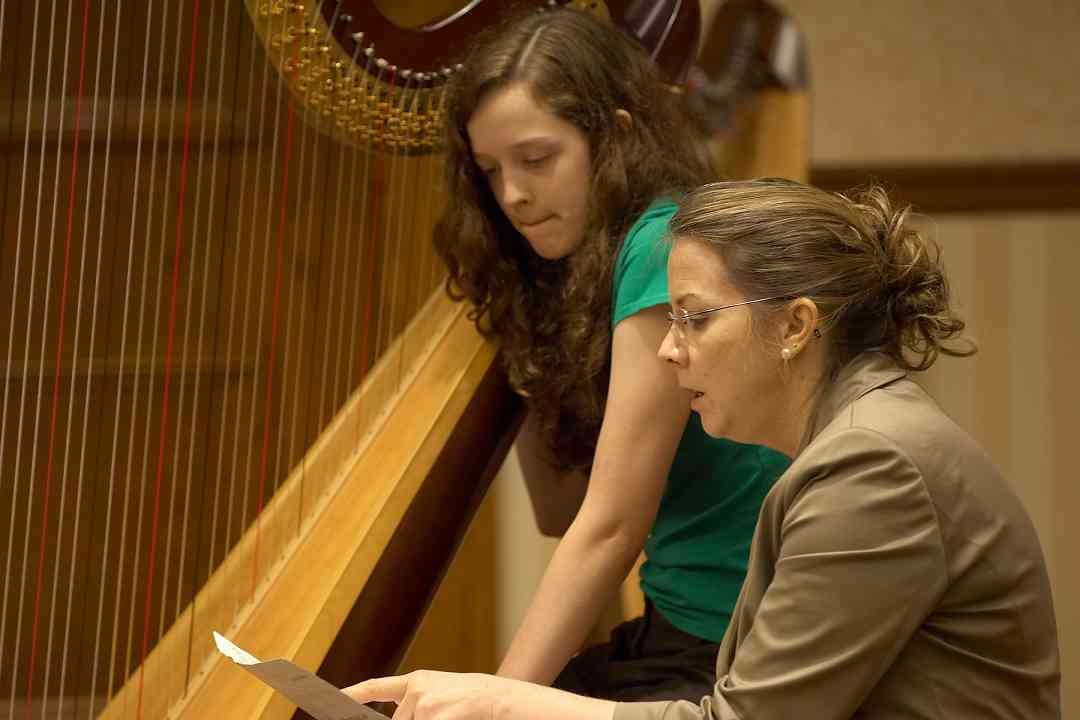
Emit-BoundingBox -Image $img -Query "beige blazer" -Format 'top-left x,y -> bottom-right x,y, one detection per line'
615,353 -> 1060,720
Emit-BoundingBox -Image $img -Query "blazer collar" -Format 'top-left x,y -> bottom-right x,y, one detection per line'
802,352 -> 908,451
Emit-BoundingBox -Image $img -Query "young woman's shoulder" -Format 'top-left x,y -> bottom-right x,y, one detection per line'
612,198 -> 680,327
623,197 -> 680,252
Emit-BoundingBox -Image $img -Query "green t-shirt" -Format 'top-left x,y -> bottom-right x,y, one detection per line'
612,199 -> 791,643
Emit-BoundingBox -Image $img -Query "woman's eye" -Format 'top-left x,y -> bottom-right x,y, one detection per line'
524,155 -> 550,167
686,315 -> 708,330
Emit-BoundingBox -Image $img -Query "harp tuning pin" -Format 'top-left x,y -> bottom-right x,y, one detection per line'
340,14 -> 352,23
351,31 -> 363,43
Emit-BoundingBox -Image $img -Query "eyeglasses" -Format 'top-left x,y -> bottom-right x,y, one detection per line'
667,295 -> 793,335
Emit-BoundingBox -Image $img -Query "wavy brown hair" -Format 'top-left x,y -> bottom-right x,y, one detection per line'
669,179 -> 977,380
435,8 -> 711,469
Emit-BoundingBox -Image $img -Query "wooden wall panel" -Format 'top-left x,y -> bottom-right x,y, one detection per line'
917,214 -> 1080,717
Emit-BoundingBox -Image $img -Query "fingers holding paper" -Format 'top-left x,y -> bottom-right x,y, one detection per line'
343,670 -> 501,720
344,670 -> 615,720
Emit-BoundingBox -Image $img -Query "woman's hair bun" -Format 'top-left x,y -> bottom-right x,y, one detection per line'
851,186 -> 974,370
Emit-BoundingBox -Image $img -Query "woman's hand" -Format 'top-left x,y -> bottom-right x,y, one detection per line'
344,670 -> 503,720
343,670 -> 615,720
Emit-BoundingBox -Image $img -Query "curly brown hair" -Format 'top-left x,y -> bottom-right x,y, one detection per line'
669,179 -> 977,379
435,8 -> 712,470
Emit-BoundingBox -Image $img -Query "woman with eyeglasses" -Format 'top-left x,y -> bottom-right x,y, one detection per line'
388,6 -> 790,703
346,180 -> 1060,719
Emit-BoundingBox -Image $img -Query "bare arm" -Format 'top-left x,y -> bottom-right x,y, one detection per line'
515,409 -> 590,537
497,305 -> 691,685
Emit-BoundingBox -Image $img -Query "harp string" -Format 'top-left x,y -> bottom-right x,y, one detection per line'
300,2 -> 337,537
344,48 -> 379,456
99,0 -> 160,706
234,0 -> 275,610
30,0 -> 92,704
312,19 -> 358,502
264,14 -> 309,591
401,75 -> 427,377
330,46 -> 367,438
134,0 -> 205,715
83,0 -> 131,712
222,0 -> 272,621
373,66 -> 396,375
157,0 -> 223,689
315,50 -> 350,440
44,0 -> 107,712
210,2 -> 257,641
429,80 -> 452,297
252,2 -> 298,601
284,0 -> 330,532
68,0 -> 124,707
414,82 -> 436,334
18,0 -> 68,710
390,72 -> 415,379
118,0 -> 184,700
0,1 -> 44,715
353,60 -> 384,451
390,74 -> 416,391
158,0 -> 211,663
244,0 -> 284,601
188,0 -> 243,697
170,0 -> 228,697
154,0 -> 228,706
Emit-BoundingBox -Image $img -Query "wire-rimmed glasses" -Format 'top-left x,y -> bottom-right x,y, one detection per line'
666,295 -> 793,336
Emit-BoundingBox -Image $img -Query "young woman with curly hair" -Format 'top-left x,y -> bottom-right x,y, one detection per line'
426,7 -> 789,702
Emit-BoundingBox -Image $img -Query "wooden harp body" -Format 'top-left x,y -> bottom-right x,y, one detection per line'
0,2 -> 525,717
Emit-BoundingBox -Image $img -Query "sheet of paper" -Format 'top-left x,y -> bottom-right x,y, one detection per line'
213,632 -> 389,720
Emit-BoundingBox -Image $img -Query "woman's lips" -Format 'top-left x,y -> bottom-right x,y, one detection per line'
519,215 -> 554,228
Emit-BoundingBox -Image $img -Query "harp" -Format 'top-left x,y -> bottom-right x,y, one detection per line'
686,0 -> 810,182
0,1 -> 700,718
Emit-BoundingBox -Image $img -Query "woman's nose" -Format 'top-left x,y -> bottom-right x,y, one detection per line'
658,327 -> 683,366
499,171 -> 531,207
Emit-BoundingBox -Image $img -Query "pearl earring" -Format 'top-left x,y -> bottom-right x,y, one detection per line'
781,347 -> 793,361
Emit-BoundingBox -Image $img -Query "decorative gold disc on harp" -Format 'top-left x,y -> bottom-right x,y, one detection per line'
245,0 -> 447,154
0,2 -> 520,718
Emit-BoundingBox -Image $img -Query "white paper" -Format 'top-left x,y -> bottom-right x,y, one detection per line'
212,632 -> 388,720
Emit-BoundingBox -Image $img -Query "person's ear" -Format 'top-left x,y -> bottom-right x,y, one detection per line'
614,108 -> 633,130
777,297 -> 819,360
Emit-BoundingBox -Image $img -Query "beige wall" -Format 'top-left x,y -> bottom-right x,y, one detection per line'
917,214 -> 1080,715
492,452 -> 560,658
710,0 -> 1080,165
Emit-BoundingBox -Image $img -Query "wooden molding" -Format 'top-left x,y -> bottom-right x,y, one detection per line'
810,161 -> 1080,214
